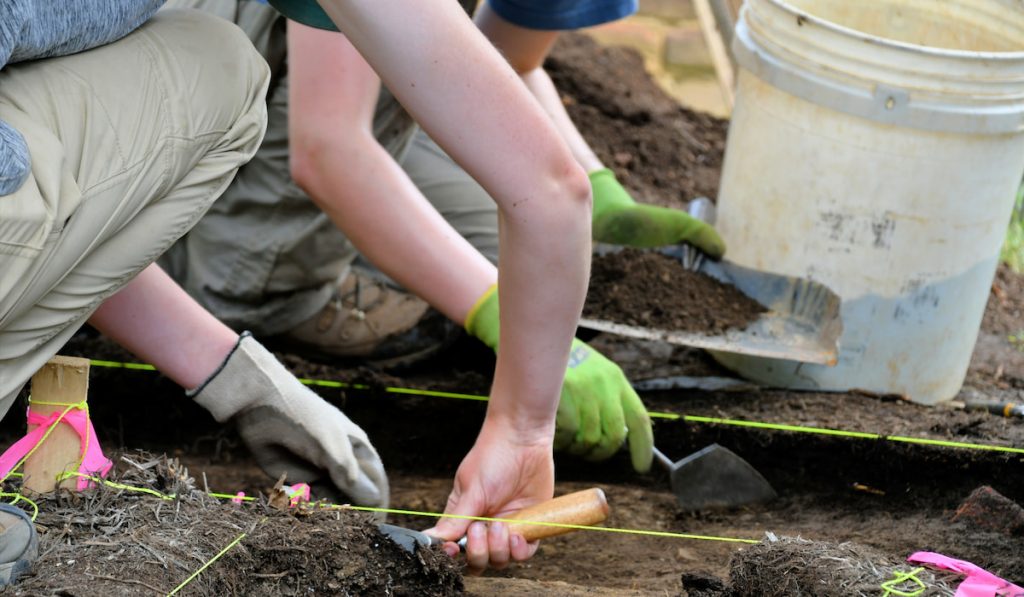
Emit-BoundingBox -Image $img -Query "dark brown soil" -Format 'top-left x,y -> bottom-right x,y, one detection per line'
39,304 -> 1024,593
982,263 -> 1024,338
547,34 -> 729,210
8,454 -> 461,596
584,249 -> 767,333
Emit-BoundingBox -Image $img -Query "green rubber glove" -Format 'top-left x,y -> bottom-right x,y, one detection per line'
590,168 -> 726,258
465,285 -> 653,473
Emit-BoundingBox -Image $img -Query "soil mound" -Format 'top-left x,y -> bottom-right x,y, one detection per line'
584,249 -> 766,333
547,34 -> 729,210
9,453 -> 462,596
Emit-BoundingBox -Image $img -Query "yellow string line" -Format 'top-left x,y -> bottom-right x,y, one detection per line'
336,505 -> 760,544
204,492 -> 757,544
88,359 -> 157,371
207,491 -> 255,502
677,414 -> 881,439
87,359 -> 1024,454
880,566 -> 927,597
297,376 -> 488,402
167,530 -> 247,596
2,474 -> 759,545
0,492 -> 39,521
59,472 -> 176,501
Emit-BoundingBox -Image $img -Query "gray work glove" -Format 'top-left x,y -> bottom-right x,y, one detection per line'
190,333 -> 388,507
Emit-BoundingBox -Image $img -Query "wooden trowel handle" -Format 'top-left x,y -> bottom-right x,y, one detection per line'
506,488 -> 609,542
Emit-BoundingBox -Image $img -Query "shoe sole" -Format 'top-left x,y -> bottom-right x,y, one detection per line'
0,504 -> 37,586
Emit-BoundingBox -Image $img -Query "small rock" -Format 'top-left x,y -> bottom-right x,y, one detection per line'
951,485 -> 1024,536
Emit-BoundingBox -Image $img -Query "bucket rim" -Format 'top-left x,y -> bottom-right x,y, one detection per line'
761,0 -> 1024,61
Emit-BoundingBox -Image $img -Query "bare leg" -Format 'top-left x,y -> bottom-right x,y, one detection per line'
88,264 -> 238,389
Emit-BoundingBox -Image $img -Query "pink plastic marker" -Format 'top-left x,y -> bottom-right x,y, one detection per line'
0,407 -> 113,491
283,483 -> 311,507
908,552 -> 1024,597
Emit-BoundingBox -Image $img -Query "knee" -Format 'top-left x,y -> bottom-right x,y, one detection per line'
147,10 -> 270,147
167,9 -> 269,95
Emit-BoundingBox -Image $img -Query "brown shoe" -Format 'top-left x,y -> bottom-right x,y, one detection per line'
271,270 -> 458,367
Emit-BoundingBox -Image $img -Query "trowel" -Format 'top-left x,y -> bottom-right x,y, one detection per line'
379,487 -> 610,553
654,443 -> 776,510
580,199 -> 843,366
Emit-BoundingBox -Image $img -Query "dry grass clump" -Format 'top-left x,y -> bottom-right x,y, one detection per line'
5,452 -> 461,596
729,535 -> 959,597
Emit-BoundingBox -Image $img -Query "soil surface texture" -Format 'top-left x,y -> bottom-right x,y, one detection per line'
724,536 -> 959,596
584,249 -> 767,333
547,34 -> 729,210
5,34 -> 1024,596
7,455 -> 461,596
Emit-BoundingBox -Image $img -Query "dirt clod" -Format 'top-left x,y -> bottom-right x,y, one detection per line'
584,249 -> 766,334
952,485 -> 1024,536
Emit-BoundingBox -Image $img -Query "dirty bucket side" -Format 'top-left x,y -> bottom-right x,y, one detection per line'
713,0 -> 1024,404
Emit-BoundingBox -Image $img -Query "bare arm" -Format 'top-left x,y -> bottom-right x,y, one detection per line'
316,0 -> 591,437
474,3 -> 604,173
312,0 -> 592,568
287,22 -> 495,324
472,3 -> 727,256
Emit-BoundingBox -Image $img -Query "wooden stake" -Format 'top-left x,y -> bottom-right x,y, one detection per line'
23,355 -> 90,494
694,0 -> 737,112
709,0 -> 739,65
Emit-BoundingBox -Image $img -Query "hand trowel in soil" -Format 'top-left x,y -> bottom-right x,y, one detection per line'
379,487 -> 609,553
654,443 -> 776,510
580,199 -> 843,366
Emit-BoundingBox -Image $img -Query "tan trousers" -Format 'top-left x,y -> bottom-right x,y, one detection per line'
0,9 -> 270,416
161,0 -> 499,336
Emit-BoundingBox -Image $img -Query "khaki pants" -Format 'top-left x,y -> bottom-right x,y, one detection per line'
161,0 -> 499,336
0,9 -> 270,416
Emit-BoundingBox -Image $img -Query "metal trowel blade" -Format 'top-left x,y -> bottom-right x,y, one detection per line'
378,523 -> 441,553
379,524 -> 467,554
669,444 -> 777,510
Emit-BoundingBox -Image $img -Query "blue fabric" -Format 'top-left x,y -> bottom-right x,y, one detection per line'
487,0 -> 637,30
265,0 -> 338,31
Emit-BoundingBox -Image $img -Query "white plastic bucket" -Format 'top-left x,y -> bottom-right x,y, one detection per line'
713,0 -> 1024,404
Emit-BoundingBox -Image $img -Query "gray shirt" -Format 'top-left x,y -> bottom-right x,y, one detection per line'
0,0 -> 165,195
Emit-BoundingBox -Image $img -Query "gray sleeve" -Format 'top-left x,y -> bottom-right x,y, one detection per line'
0,0 -> 165,196
0,123 -> 30,196
6,0 -> 166,63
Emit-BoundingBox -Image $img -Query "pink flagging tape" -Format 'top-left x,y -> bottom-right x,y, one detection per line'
0,405 -> 112,491
908,552 -> 1024,597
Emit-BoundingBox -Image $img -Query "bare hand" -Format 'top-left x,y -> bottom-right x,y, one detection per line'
424,418 -> 554,572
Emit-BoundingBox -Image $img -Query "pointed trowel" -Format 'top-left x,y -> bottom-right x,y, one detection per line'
654,444 -> 776,510
378,487 -> 609,553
